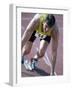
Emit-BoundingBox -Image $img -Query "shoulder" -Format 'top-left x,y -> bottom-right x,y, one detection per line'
30,14 -> 40,25
33,14 -> 40,21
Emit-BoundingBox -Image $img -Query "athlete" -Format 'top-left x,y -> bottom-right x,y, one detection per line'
21,13 -> 59,75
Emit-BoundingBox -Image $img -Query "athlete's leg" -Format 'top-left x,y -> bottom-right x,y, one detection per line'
21,31 -> 36,70
21,41 -> 35,70
21,41 -> 33,64
22,41 -> 33,57
34,40 -> 49,59
33,35 -> 51,59
31,35 -> 51,69
22,31 -> 36,61
31,40 -> 49,69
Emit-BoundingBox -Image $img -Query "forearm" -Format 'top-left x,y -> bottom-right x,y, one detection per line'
51,39 -> 58,75
51,53 -> 57,75
51,26 -> 59,75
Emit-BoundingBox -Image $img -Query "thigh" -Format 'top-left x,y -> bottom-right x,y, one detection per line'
24,41 -> 33,49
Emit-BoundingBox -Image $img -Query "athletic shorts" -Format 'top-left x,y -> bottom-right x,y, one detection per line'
29,31 -> 51,43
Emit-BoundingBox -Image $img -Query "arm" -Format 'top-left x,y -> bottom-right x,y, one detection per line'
22,14 -> 40,49
51,25 -> 59,75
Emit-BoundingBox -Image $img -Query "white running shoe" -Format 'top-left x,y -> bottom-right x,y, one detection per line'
24,59 -> 33,71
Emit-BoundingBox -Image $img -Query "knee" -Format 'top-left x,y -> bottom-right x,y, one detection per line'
23,48 -> 31,55
38,49 -> 45,58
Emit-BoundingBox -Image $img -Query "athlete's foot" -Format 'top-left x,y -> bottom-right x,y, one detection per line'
31,58 -> 38,70
24,59 -> 33,71
21,56 -> 33,70
21,57 -> 38,71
